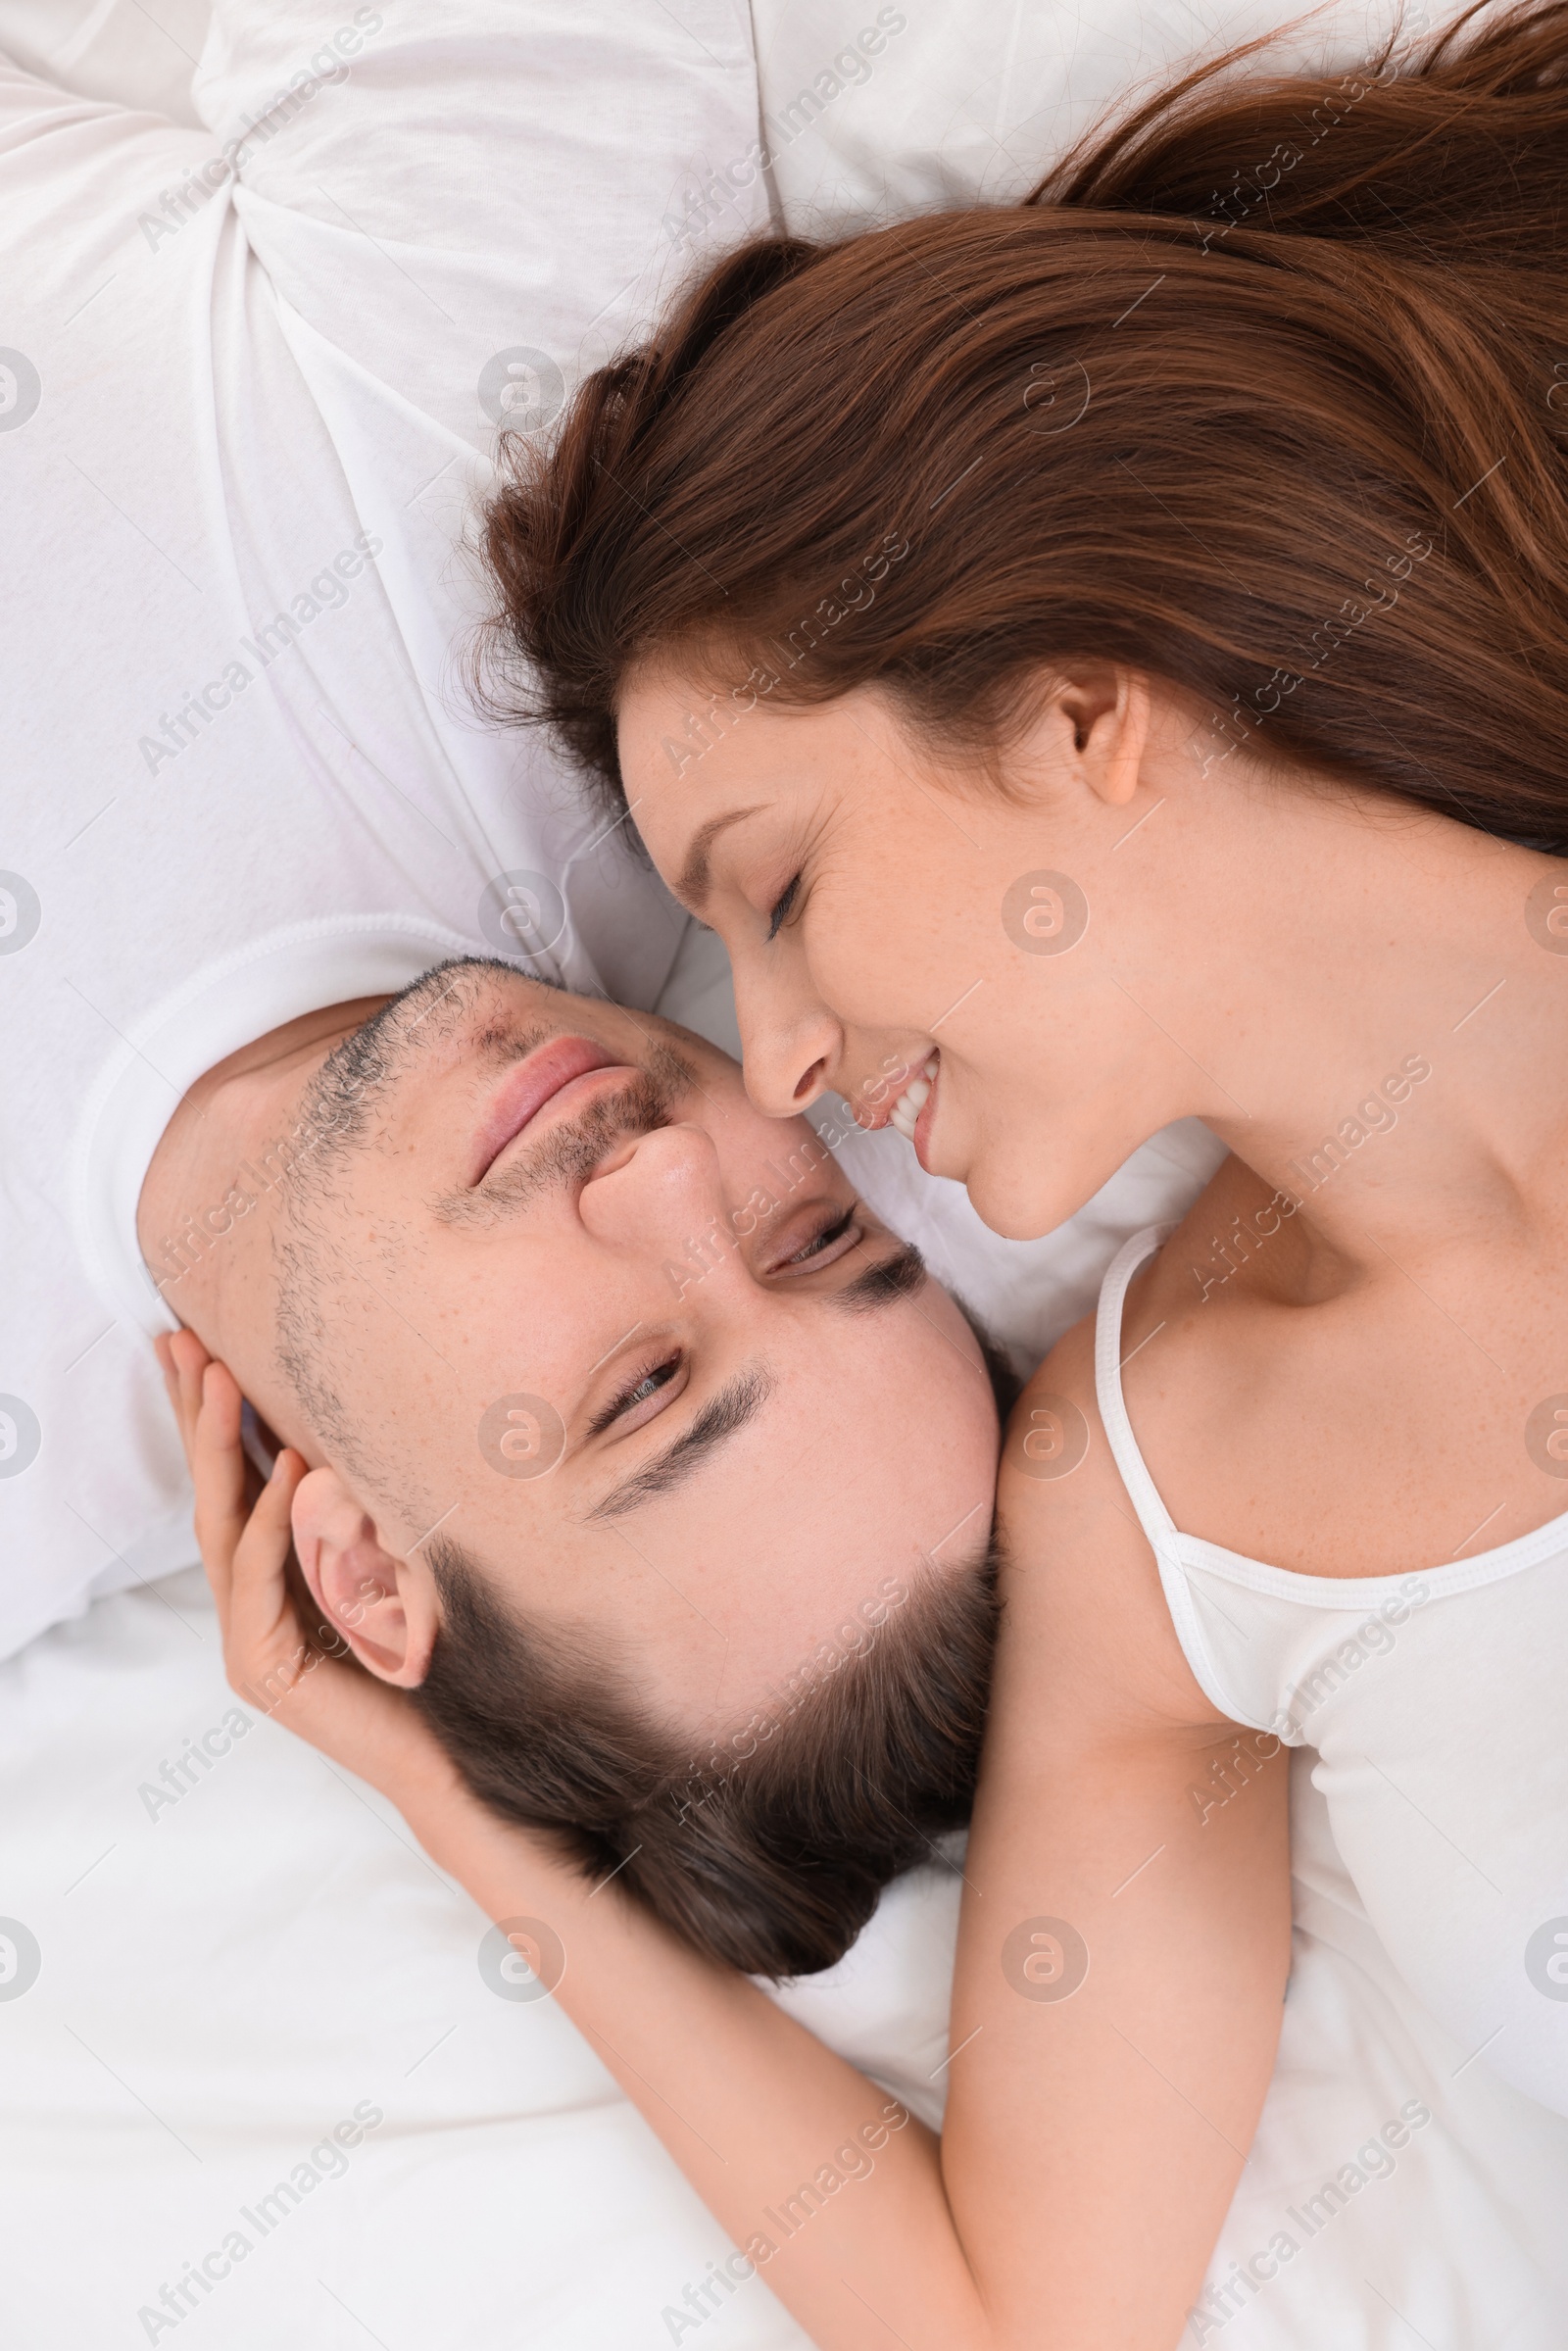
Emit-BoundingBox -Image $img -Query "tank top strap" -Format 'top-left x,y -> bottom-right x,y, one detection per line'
1094,1224 -> 1180,1550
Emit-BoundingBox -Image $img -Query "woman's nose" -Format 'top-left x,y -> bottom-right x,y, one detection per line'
732,966 -> 842,1119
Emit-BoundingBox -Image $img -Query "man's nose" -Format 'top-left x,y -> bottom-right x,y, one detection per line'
577,1121 -> 749,1272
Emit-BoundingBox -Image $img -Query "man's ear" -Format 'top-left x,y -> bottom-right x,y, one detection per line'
291,1466 -> 439,1689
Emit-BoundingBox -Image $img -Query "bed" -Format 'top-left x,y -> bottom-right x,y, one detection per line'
2,4 -> 1565,2344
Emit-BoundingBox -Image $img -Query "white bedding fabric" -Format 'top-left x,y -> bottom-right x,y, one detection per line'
5,1564 -> 1566,2349
4,3 -> 1567,2346
749,0 -> 1413,225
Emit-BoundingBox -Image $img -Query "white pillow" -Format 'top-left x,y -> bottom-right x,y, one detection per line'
751,0 -> 1413,227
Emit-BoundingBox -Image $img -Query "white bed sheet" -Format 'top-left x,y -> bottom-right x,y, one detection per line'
4,1562 -> 1565,2350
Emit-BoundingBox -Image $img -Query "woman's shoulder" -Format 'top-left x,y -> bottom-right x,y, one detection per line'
998,1317 -> 1230,1734
999,1149 -> 1287,1505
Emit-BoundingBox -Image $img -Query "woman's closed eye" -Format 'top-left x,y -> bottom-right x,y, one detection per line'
766,872 -> 802,941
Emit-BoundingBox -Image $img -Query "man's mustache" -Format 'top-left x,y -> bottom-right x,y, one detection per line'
482,1058 -> 681,1207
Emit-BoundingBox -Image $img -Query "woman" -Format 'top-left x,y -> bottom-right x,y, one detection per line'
170,8 -> 1568,2348
482,0 -> 1568,2093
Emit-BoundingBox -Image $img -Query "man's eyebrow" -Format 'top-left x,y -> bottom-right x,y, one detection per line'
586,1364 -> 774,1522
829,1239 -> 928,1313
676,807 -> 763,910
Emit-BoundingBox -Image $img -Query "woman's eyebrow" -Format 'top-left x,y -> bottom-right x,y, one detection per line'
585,1363 -> 774,1521
676,807 -> 762,909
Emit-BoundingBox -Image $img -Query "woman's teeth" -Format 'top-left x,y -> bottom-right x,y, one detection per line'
888,1055 -> 939,1143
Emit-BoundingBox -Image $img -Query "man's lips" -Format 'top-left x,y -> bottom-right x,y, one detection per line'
468,1036 -> 636,1182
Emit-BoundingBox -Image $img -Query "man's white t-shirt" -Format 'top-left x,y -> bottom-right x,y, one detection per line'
0,0 -> 772,1659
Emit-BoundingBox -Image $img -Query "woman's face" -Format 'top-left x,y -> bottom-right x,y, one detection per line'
618,664 -> 1224,1240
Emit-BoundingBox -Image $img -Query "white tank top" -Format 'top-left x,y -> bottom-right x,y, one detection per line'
1096,1227 -> 1568,2119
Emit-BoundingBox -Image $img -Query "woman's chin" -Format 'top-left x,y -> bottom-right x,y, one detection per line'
959,1126 -> 1140,1244
964,1160 -> 1076,1245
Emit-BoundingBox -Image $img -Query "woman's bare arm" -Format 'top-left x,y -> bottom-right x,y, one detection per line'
164,1326 -> 1290,2351
944,1321 -> 1293,2343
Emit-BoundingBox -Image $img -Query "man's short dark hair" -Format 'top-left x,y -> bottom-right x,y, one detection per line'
413,1535 -> 1001,1977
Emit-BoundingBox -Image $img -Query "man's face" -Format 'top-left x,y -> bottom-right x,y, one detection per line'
142,961 -> 1000,1742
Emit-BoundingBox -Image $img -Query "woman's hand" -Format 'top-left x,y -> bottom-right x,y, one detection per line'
155,1329 -> 463,1812
149,1331 -> 1262,2351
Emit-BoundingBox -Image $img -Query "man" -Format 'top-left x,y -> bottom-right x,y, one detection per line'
0,0 -> 774,1657
131,951 -> 1005,1972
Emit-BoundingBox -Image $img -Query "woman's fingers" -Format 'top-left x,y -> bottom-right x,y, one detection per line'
225,1448 -> 311,1700
164,1339 -> 449,1790
171,1375 -> 461,1799
172,1346 -> 318,1717
160,1327 -> 215,1471
191,1360 -> 252,1616
189,1391 -> 311,1707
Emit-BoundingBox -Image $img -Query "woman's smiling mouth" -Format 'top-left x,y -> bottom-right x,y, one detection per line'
888,1053 -> 939,1157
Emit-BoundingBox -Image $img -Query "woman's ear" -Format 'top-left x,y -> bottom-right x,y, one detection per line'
1056,665 -> 1151,807
290,1466 -> 439,1689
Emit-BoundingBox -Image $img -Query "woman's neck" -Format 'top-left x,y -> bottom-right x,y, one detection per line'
1186,801 -> 1568,1272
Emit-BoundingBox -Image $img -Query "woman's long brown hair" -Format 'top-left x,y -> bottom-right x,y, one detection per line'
479,1 -> 1568,847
